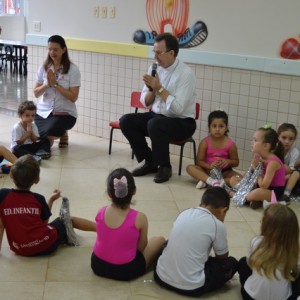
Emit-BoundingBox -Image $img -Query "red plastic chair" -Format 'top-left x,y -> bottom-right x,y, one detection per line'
170,102 -> 200,175
108,91 -> 149,158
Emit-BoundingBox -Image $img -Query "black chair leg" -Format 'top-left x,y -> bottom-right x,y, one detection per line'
108,127 -> 114,154
192,141 -> 197,164
178,143 -> 185,176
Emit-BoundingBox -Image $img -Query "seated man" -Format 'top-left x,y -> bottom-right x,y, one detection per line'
119,33 -> 196,183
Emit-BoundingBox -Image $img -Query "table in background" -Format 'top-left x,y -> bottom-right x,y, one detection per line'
0,39 -> 27,75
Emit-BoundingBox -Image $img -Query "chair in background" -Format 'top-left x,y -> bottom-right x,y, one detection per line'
108,91 -> 149,158
170,102 -> 200,175
2,45 -> 17,73
0,45 -> 4,72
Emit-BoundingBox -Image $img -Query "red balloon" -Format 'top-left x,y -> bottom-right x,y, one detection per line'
280,38 -> 300,59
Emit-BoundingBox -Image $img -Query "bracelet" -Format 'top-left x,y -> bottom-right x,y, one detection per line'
157,87 -> 164,95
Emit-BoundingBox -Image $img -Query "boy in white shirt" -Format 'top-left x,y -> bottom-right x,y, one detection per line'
154,187 -> 238,296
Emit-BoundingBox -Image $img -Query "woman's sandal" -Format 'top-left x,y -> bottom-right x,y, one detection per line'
59,132 -> 69,148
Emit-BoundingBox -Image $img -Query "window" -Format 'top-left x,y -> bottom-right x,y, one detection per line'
0,0 -> 23,16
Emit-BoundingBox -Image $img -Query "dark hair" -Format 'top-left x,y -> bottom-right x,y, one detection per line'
44,35 -> 71,74
107,168 -> 136,209
258,127 -> 284,161
277,123 -> 298,138
201,187 -> 230,208
155,33 -> 179,57
10,154 -> 40,190
17,101 -> 36,117
208,110 -> 229,135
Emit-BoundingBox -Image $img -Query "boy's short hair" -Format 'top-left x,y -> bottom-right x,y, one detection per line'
10,154 -> 40,190
17,101 -> 36,117
201,187 -> 230,208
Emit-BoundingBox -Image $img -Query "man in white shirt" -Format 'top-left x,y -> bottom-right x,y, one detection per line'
119,33 -> 196,183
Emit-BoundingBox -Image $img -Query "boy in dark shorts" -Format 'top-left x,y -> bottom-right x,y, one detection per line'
154,187 -> 238,296
0,154 -> 95,256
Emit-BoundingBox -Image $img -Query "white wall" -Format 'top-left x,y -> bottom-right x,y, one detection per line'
0,16 -> 25,41
26,0 -> 300,59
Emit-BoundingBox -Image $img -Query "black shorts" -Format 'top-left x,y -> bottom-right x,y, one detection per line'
33,217 -> 68,256
269,186 -> 285,199
154,256 -> 238,297
91,250 -> 146,281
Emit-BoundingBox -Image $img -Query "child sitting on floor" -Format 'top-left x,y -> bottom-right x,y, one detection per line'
186,110 -> 241,189
91,167 -> 165,281
238,204 -> 300,299
277,123 -> 300,203
231,126 -> 285,209
0,145 -> 17,175
11,101 -> 51,159
0,154 -> 96,256
154,187 -> 238,297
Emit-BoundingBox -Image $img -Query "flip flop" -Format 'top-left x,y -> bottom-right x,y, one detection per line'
59,134 -> 69,148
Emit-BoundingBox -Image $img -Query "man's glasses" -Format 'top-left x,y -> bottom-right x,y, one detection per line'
152,50 -> 171,56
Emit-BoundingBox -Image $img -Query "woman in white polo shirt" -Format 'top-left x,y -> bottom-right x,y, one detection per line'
33,35 -> 81,148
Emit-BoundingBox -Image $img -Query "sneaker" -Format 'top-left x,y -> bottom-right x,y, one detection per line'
132,160 -> 158,177
278,194 -> 290,205
178,21 -> 208,48
196,180 -> 207,189
33,155 -> 42,165
263,200 -> 271,210
133,30 -> 157,45
207,178 -> 223,187
250,201 -> 263,209
35,149 -> 51,159
0,164 -> 12,174
263,199 -> 287,209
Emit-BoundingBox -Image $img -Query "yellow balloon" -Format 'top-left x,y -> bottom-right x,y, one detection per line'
165,0 -> 174,9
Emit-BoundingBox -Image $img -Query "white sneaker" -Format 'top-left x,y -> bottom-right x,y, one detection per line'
263,200 -> 286,209
263,200 -> 271,209
210,179 -> 224,187
196,180 -> 207,189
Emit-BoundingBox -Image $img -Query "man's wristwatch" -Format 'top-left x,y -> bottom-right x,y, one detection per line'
53,82 -> 58,89
158,87 -> 164,95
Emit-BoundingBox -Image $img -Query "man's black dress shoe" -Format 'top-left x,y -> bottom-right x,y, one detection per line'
154,166 -> 172,183
132,161 -> 158,177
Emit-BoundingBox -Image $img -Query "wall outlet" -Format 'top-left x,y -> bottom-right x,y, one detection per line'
101,6 -> 107,18
33,21 -> 41,32
93,6 -> 99,18
109,6 -> 115,18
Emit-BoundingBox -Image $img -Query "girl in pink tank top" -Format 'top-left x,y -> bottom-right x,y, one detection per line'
242,127 -> 285,209
186,110 -> 241,189
91,168 -> 165,281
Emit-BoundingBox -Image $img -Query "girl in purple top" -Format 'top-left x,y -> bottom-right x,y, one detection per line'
245,127 -> 285,209
91,168 -> 165,281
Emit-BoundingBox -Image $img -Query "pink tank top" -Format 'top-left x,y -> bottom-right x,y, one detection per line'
93,206 -> 140,264
262,156 -> 285,187
204,136 -> 234,170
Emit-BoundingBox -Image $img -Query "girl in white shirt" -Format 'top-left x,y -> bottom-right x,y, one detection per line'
238,204 -> 300,300
277,123 -> 300,203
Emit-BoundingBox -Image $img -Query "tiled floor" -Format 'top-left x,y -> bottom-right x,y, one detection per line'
0,75 -> 299,300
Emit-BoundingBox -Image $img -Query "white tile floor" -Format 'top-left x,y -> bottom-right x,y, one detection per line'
0,114 -> 299,300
